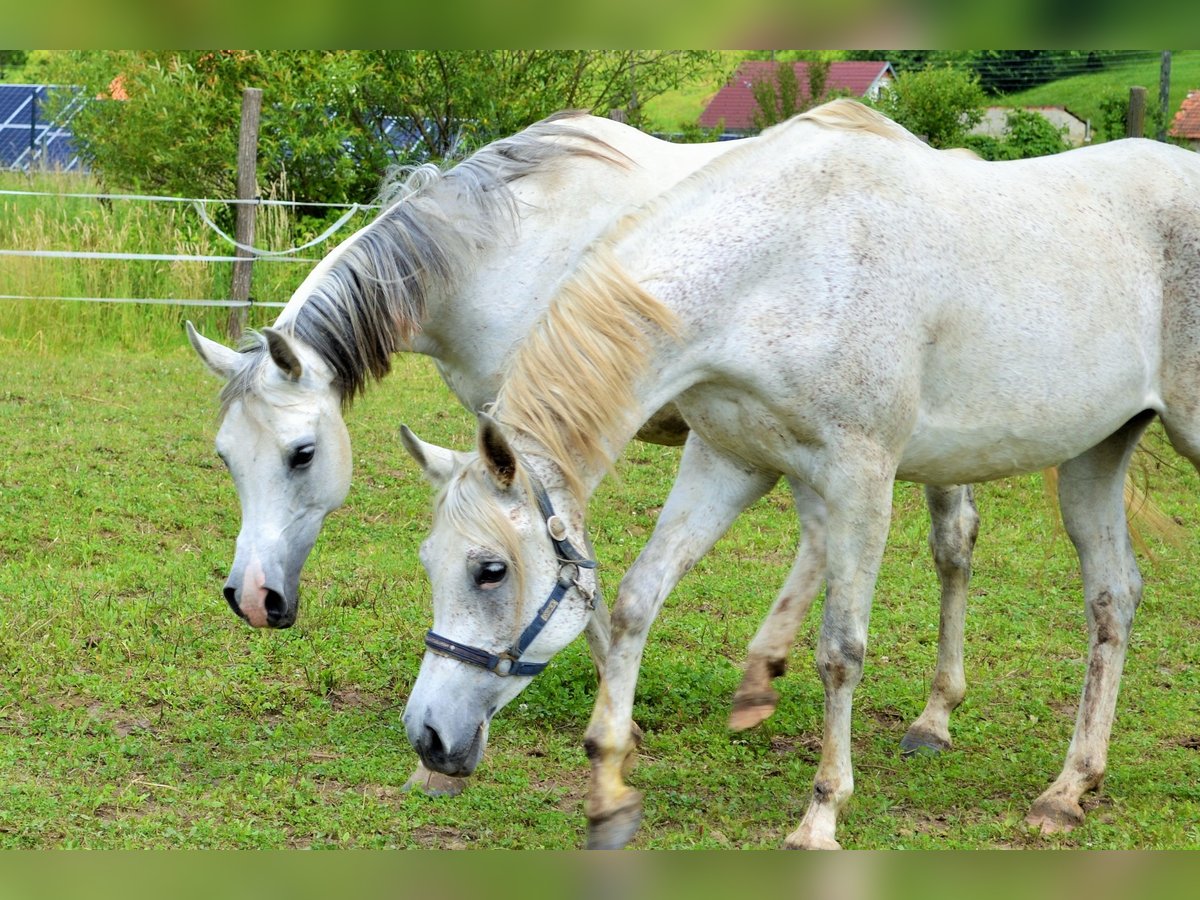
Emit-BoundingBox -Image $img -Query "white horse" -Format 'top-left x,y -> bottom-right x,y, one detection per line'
400,99 -> 1200,848
186,111 -> 989,770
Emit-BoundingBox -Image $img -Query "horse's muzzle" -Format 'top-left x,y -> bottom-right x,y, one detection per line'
406,715 -> 486,777
223,584 -> 297,628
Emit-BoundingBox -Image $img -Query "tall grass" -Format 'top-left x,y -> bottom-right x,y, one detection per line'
0,169 -> 369,353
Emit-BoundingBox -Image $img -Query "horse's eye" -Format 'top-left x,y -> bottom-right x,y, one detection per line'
290,444 -> 316,470
475,561 -> 508,589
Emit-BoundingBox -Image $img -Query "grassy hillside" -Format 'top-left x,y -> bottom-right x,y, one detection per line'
1004,51 -> 1200,130
644,51 -> 1200,138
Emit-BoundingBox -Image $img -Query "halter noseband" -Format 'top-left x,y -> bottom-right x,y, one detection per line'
423,471 -> 597,677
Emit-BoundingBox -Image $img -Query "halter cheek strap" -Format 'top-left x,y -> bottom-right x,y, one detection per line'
423,471 -> 597,678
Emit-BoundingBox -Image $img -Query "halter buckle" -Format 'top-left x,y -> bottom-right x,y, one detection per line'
546,515 -> 567,542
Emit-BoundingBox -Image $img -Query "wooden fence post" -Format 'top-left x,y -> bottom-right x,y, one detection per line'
225,87 -> 263,342
1158,51 -> 1171,142
1126,85 -> 1147,139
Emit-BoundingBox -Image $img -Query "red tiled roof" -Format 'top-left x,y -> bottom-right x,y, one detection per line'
1169,89 -> 1200,139
699,60 -> 894,131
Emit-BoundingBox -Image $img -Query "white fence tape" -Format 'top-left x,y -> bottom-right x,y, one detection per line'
0,188 -> 374,209
0,185 -> 371,309
0,293 -> 287,308
0,248 -> 314,263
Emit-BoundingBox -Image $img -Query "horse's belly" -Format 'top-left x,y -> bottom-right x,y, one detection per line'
897,406 -> 1150,485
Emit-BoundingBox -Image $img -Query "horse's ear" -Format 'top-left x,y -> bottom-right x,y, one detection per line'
400,425 -> 460,487
477,412 -> 517,491
185,321 -> 244,381
262,327 -> 303,380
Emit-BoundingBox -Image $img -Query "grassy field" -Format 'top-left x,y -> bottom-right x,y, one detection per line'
1,337 -> 1199,848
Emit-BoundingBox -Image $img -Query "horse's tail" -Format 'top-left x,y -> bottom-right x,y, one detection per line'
1042,440 -> 1185,556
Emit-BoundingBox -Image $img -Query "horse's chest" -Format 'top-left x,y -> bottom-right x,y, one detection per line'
676,388 -> 811,472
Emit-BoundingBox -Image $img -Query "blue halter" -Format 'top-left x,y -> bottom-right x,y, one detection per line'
423,472 -> 597,677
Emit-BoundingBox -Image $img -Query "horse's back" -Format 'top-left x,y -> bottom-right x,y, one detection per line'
633,122 -> 1200,485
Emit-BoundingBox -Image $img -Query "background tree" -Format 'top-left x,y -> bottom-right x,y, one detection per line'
751,54 -> 840,130
42,50 -> 724,207
961,108 -> 1071,160
870,64 -> 986,148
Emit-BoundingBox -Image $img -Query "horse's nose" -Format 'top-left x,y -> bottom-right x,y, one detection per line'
416,724 -> 456,772
222,585 -> 295,628
263,588 -> 293,628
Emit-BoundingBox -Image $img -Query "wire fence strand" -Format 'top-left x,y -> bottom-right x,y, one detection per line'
0,185 -> 369,309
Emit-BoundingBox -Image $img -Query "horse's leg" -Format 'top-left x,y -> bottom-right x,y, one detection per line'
582,572 -> 612,676
730,479 -> 827,731
584,435 -> 779,849
784,446 -> 896,850
1026,414 -> 1151,833
899,484 -> 979,755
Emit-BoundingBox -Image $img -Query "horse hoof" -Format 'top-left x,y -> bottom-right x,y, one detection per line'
1025,798 -> 1084,834
728,690 -> 779,732
401,764 -> 469,798
899,727 -> 950,757
586,796 -> 644,849
782,831 -> 842,850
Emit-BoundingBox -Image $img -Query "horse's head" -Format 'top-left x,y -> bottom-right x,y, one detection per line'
187,322 -> 351,628
400,415 -> 597,776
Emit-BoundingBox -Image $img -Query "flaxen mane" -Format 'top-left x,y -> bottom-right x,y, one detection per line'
436,246 -> 679,606
794,98 -> 927,145
493,246 -> 681,501
219,111 -> 631,414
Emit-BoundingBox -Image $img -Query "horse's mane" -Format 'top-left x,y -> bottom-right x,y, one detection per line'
433,245 -> 676,588
794,98 -> 926,146
490,246 -> 680,500
219,110 -> 631,413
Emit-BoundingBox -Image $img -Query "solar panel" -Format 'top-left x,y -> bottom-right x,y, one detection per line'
0,84 -> 85,171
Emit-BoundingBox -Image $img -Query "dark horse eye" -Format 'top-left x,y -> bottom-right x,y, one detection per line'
290,444 -> 316,470
475,561 -> 508,589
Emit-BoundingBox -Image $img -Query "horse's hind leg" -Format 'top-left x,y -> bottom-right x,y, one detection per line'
900,484 -> 979,756
1026,414 -> 1151,834
730,479 -> 826,731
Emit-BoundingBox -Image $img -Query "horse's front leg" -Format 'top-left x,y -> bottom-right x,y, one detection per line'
785,452 -> 895,850
584,435 -> 778,849
900,484 -> 979,755
730,479 -> 827,731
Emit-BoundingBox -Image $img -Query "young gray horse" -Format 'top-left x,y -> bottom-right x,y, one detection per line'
400,100 -> 1200,848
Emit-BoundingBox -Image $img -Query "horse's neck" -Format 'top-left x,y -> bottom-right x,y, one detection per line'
280,123 -> 738,414
419,131 -> 738,414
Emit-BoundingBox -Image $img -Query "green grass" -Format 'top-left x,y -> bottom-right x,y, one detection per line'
641,52 -> 744,133
1,342 -> 1198,848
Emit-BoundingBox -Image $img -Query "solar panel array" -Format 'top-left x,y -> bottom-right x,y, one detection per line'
0,84 -> 86,171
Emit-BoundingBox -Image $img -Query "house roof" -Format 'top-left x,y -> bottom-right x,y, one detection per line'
1169,89 -> 1200,139
699,60 -> 895,131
